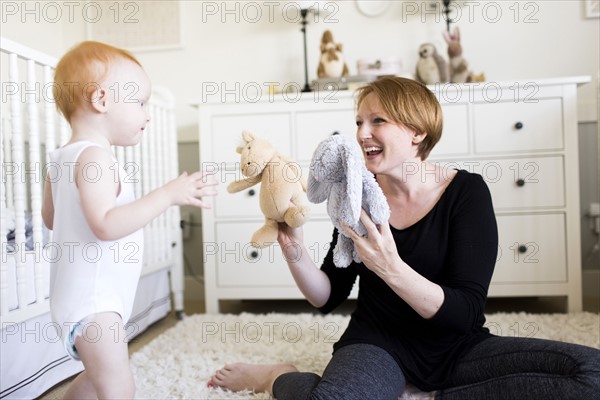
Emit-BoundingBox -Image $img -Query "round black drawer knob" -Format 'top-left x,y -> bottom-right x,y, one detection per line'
516,179 -> 525,187
514,122 -> 524,130
248,189 -> 256,196
250,251 -> 259,259
518,245 -> 528,254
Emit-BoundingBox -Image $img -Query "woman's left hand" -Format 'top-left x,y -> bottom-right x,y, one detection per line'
341,209 -> 402,278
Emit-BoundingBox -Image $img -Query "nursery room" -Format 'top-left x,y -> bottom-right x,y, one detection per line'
1,0 -> 599,399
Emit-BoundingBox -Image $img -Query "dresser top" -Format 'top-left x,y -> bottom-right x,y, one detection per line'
190,76 -> 591,107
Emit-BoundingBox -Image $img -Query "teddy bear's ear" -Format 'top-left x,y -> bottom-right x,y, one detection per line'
235,146 -> 244,154
242,130 -> 255,143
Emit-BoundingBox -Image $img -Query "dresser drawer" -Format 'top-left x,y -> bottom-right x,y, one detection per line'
214,219 -> 334,287
439,156 -> 564,210
209,112 -> 292,164
295,109 -> 357,163
473,98 -> 563,154
430,103 -> 469,158
214,167 -> 263,218
493,213 -> 567,283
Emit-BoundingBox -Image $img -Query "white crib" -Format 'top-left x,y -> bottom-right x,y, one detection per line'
0,37 -> 185,399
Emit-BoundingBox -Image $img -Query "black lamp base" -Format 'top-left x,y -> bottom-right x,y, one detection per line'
300,8 -> 311,93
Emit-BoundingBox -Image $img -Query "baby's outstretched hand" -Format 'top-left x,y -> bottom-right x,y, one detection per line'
165,171 -> 218,208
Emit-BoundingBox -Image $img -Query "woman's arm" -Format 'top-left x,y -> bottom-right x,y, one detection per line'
277,224 -> 331,308
345,213 -> 444,319
77,146 -> 218,241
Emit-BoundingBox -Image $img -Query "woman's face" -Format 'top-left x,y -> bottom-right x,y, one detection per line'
356,93 -> 423,177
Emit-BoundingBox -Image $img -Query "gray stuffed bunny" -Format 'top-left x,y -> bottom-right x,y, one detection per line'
308,134 -> 390,268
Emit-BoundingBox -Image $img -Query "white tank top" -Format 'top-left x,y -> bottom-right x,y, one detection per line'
47,141 -> 144,338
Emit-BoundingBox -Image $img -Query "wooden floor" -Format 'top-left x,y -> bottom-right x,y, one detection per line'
38,295 -> 599,399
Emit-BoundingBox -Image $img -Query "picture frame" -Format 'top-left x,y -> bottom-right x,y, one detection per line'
86,0 -> 184,52
584,0 -> 600,18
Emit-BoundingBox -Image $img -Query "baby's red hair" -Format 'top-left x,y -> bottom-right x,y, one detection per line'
53,41 -> 141,122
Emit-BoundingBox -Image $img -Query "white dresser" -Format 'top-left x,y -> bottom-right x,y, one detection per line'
194,76 -> 590,313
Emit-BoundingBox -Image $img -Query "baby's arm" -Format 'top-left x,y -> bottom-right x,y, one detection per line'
77,146 -> 217,241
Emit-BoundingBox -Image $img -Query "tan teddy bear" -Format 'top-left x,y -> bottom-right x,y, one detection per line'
227,131 -> 310,248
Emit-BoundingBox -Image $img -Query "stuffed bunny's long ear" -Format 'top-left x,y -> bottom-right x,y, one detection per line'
307,167 -> 330,204
342,141 -> 362,223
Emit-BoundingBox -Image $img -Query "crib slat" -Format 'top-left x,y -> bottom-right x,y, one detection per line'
3,117 -> 14,209
1,117 -> 9,317
149,106 -> 158,264
26,59 -> 45,303
133,144 -> 142,199
43,66 -> 56,159
8,53 -> 28,311
140,115 -> 152,266
165,98 -> 184,312
157,107 -> 167,261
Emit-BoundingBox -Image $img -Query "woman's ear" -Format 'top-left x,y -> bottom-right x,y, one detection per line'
412,131 -> 427,145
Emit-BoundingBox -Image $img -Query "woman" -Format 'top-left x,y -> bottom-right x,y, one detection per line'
208,77 -> 600,399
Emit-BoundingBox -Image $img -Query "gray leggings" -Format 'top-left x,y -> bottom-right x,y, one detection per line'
272,338 -> 600,400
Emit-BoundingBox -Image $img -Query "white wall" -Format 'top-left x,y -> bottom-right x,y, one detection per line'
2,0 -> 599,141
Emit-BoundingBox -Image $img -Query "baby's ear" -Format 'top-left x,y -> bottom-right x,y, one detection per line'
235,146 -> 244,154
90,87 -> 108,113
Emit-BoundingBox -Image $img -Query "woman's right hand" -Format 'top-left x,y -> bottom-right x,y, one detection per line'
277,223 -> 304,262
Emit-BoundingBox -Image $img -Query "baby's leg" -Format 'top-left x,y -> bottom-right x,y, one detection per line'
66,312 -> 135,399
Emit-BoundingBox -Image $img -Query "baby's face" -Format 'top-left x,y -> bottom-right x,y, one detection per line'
103,59 -> 152,147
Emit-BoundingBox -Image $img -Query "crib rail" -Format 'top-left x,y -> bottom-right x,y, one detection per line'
1,37 -> 182,324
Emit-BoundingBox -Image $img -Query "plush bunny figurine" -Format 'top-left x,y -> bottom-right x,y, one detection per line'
308,134 -> 390,268
443,26 -> 471,83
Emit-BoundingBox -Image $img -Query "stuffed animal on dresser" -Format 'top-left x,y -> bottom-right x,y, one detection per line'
317,30 -> 350,79
415,43 -> 448,85
227,131 -> 310,248
443,27 -> 470,83
443,27 -> 485,83
308,134 -> 390,268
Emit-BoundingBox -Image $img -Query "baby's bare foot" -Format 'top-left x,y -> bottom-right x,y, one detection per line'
207,363 -> 298,394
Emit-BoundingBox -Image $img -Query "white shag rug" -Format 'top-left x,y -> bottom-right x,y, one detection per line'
130,312 -> 600,399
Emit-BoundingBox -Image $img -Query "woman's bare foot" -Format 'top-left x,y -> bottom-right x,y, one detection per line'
207,363 -> 298,394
